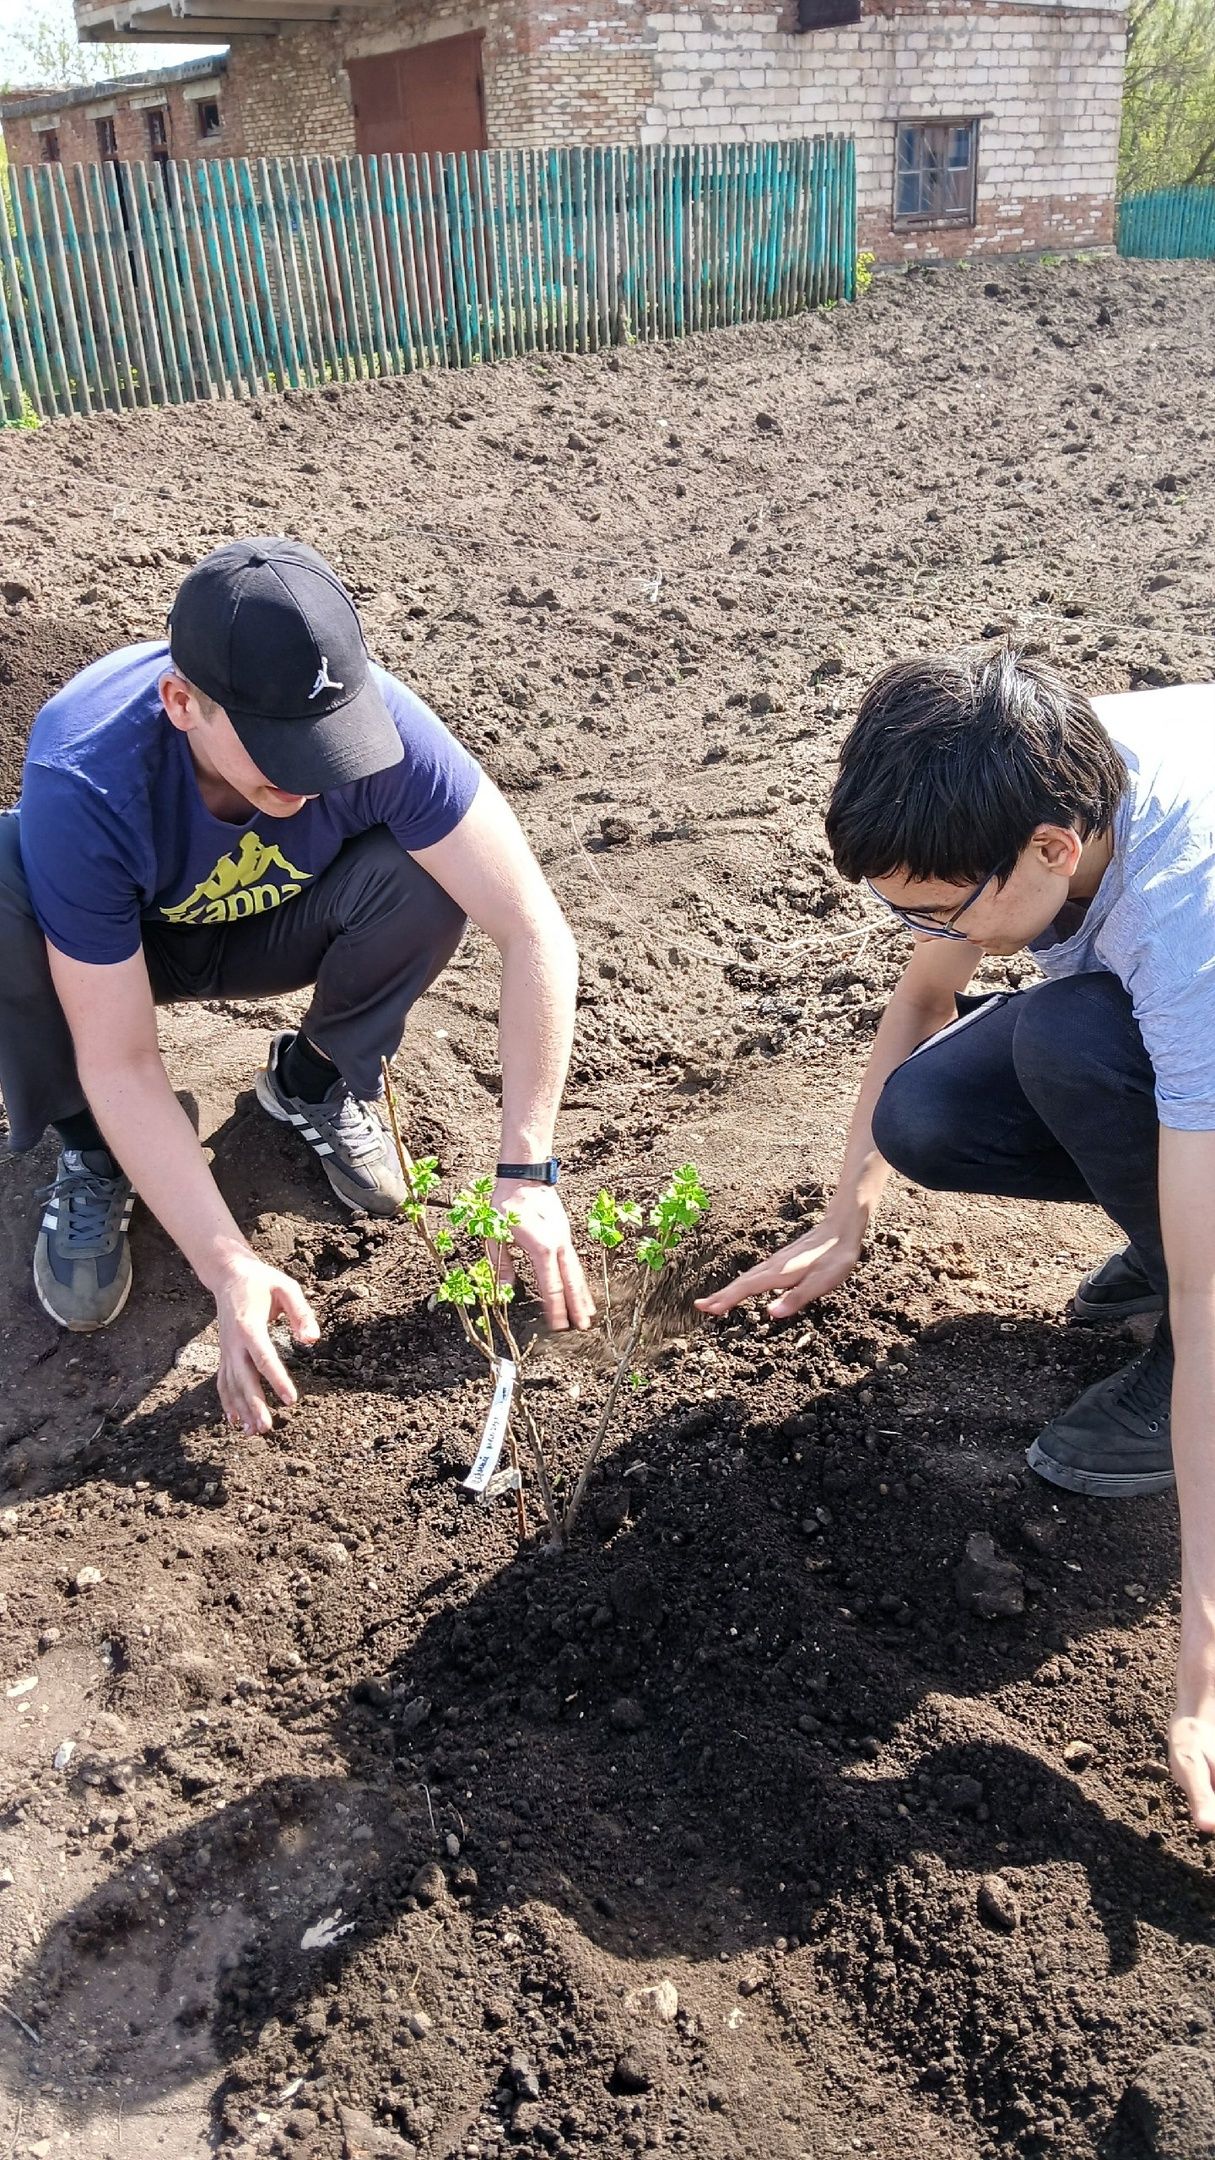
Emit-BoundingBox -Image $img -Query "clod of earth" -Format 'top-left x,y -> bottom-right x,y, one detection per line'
610,1696 -> 646,1732
1121,2045 -> 1215,2160
612,2042 -> 661,2094
409,1861 -> 446,1907
953,1532 -> 1026,1619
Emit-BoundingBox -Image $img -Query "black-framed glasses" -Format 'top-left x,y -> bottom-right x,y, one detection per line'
864,872 -> 996,940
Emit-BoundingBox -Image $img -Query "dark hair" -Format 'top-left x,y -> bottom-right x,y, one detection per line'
825,647 -> 1128,887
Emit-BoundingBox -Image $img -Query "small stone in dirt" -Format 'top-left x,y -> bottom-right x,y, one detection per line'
754,412 -> 781,434
73,1566 -> 103,1594
0,1868 -> 13,1889
625,1979 -> 679,2022
954,1532 -> 1025,1620
407,2010 -> 432,2039
610,1696 -> 645,1732
53,1740 -> 76,1771
1063,1739 -> 1095,1771
977,1874 -> 1021,1933
38,1628 -> 60,1650
336,2102 -> 418,2159
409,1862 -> 446,1907
444,1831 -> 461,1858
612,2043 -> 659,2094
508,2047 -> 541,2100
397,1696 -> 430,1733
484,1995 -> 511,2029
1123,2044 -> 1215,2159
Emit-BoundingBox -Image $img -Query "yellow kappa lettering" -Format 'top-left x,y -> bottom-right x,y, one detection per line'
162,833 -> 313,926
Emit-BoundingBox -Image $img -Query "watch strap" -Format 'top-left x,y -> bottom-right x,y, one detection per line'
496,1157 -> 561,1186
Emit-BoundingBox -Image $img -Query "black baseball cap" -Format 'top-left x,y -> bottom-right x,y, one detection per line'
167,537 -> 404,795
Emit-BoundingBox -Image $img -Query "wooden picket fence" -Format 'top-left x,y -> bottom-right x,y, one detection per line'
0,138 -> 856,424
1117,183 -> 1215,259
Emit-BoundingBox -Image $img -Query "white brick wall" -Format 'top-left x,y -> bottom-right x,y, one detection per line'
642,1 -> 1126,256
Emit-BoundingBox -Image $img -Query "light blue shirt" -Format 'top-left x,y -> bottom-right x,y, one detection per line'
1030,684 -> 1215,1131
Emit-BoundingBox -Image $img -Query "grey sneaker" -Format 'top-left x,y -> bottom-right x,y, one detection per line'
1073,1243 -> 1165,1322
1026,1335 -> 1174,1498
34,1149 -> 134,1332
255,1032 -> 407,1218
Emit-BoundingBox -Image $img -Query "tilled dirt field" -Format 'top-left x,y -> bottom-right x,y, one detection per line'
1,257 -> 1215,2160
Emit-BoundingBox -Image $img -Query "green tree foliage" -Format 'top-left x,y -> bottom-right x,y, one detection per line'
1121,0 -> 1215,193
0,0 -> 219,92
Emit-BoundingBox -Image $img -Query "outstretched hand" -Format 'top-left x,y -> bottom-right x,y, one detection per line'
696,1211 -> 864,1321
214,1252 -> 320,1436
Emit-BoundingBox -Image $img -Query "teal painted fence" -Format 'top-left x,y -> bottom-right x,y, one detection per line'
0,138 -> 856,423
1117,184 -> 1215,259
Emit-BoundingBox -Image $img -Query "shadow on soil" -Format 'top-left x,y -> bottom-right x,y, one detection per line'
4,1304 -> 1206,2150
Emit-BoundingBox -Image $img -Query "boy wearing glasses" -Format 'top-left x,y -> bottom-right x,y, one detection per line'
698,650 -> 1215,1830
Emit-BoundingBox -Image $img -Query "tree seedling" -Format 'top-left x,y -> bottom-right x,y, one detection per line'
381,1060 -> 710,1544
381,1062 -> 558,1542
564,1163 -> 710,1539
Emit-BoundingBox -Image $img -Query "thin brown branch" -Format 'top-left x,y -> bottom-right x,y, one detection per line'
562,1282 -> 649,1539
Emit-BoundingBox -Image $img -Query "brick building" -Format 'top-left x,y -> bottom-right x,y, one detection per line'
9,0 -> 1126,261
0,56 -> 240,171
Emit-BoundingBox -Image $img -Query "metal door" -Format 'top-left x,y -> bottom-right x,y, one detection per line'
349,34 -> 487,158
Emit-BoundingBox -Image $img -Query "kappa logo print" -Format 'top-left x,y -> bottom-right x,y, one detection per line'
309,655 -> 344,700
161,832 -> 314,926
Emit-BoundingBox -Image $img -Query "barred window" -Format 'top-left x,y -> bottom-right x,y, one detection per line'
895,121 -> 978,226
39,130 -> 61,163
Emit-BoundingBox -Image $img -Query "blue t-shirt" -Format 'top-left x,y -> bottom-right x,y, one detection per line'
16,642 -> 482,966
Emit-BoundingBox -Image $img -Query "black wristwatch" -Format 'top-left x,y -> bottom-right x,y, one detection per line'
496,1157 -> 561,1186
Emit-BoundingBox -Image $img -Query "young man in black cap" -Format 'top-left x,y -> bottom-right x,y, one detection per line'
2,537 -> 593,1432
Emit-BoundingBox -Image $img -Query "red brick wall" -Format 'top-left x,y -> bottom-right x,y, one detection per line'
1,71 -> 245,170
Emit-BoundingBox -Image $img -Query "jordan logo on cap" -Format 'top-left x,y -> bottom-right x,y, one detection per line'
309,655 -> 344,700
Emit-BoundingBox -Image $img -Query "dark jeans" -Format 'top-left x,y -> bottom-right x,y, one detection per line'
0,812 -> 466,1153
872,973 -> 1168,1339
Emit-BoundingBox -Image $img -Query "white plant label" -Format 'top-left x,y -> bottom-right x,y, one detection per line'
462,1359 -> 517,1496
